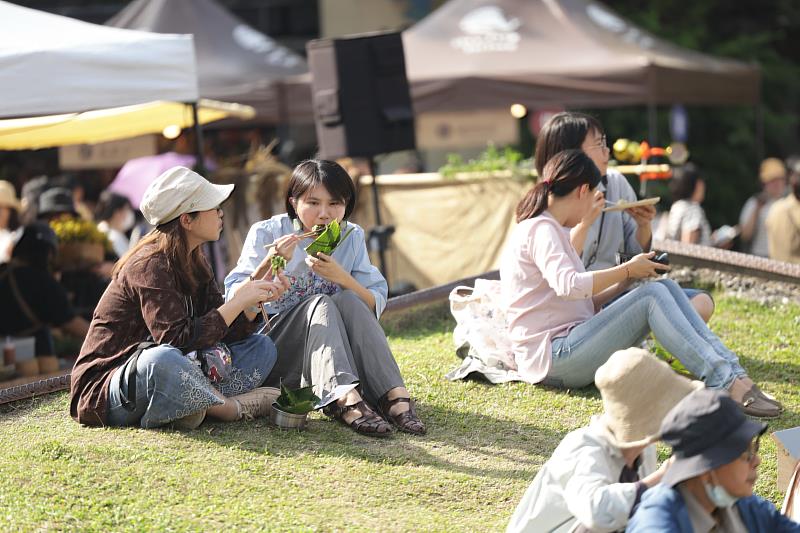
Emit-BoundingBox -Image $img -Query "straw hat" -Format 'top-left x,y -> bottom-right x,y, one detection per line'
594,347 -> 703,449
759,157 -> 787,183
0,180 -> 21,211
140,166 -> 233,226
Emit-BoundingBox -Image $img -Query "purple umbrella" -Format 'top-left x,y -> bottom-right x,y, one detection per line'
109,152 -> 197,209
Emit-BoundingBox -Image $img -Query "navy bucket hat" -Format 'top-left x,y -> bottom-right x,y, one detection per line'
660,388 -> 767,487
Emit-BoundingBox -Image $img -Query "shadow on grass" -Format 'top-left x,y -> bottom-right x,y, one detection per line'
382,301 -> 454,340
174,398 -> 570,482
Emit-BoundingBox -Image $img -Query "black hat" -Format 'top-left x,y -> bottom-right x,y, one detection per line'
37,187 -> 76,218
12,222 -> 59,258
660,388 -> 767,487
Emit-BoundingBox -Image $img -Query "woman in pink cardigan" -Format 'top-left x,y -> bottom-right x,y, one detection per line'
499,149 -> 780,418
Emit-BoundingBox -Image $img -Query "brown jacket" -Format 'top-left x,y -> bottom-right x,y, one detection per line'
70,245 -> 256,426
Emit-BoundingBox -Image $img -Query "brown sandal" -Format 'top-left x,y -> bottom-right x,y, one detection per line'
323,400 -> 393,438
379,395 -> 427,435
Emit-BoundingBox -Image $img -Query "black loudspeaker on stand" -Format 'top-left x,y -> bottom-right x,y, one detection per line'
306,31 -> 416,284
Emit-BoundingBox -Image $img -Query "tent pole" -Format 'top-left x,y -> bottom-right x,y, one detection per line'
191,102 -> 206,175
755,101 -> 764,162
647,101 -> 657,145
365,157 -> 395,289
190,101 -> 219,280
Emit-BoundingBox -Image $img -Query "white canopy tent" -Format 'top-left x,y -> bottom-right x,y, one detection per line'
0,0 -> 199,119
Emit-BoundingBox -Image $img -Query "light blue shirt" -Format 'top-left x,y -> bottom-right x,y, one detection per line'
224,214 -> 388,318
582,169 -> 644,271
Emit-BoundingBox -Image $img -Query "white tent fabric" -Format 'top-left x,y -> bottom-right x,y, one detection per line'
0,0 -> 199,119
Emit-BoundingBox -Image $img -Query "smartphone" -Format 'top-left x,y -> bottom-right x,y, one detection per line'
615,251 -> 670,266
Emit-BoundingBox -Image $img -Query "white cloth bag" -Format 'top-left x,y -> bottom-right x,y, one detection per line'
446,278 -> 521,383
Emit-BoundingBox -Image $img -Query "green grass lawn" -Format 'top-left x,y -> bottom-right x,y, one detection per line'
1,294 -> 799,532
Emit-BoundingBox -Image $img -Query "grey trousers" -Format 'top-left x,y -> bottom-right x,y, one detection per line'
265,289 -> 405,408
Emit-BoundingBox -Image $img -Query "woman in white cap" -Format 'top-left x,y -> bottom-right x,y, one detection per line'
225,159 -> 425,437
507,347 -> 701,533
0,180 -> 21,263
70,166 -> 287,429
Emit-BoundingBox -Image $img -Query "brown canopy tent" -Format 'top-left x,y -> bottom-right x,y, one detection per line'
403,0 -> 760,112
283,0 -> 761,138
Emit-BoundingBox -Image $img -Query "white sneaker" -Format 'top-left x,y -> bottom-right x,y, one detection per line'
232,387 -> 280,420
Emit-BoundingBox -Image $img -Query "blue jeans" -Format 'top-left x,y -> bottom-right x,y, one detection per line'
106,334 -> 277,429
602,285 -> 708,309
546,279 -> 745,389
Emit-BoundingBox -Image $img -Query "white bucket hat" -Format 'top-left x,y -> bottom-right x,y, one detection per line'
140,166 -> 233,226
594,347 -> 703,449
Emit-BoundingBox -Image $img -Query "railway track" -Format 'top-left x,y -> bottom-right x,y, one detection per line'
2,240 -> 798,406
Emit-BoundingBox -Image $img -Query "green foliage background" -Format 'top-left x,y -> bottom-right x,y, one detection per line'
586,0 -> 800,227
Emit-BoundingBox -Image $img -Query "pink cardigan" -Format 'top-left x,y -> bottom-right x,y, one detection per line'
500,212 -> 594,383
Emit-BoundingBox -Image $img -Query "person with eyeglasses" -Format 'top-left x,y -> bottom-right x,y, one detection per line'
502,151 -> 781,417
627,388 -> 800,532
534,112 -> 715,323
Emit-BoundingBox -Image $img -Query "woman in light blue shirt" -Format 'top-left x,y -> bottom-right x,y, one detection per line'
225,159 -> 425,437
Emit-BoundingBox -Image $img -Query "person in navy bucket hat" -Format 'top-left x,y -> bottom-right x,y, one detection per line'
627,389 -> 800,532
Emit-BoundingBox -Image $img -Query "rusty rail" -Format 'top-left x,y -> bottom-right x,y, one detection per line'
653,239 -> 800,285
0,373 -> 70,406
1,243 -> 796,406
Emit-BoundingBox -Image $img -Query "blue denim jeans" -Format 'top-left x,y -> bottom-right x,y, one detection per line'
106,334 -> 277,428
602,285 -> 708,309
546,279 -> 745,389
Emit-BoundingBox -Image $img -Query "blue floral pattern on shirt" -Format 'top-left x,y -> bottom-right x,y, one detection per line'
270,269 -> 341,315
224,214 -> 388,318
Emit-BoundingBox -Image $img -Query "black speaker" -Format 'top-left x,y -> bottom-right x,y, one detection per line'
306,31 -> 416,160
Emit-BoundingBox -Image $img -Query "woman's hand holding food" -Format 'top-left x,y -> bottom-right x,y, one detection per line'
626,204 -> 656,228
582,190 -> 606,226
272,233 -> 300,263
305,252 -> 349,286
234,278 -> 286,310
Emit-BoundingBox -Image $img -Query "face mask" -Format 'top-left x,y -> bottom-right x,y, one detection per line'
704,481 -> 739,509
120,209 -> 136,232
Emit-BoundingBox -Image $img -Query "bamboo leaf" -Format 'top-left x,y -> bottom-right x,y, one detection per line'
275,383 -> 321,414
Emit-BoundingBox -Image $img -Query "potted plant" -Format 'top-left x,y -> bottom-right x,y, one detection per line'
49,215 -> 109,271
270,383 -> 320,431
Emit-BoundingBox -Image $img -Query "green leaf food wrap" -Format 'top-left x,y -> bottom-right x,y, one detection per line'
275,382 -> 321,414
270,254 -> 286,275
304,220 -> 356,257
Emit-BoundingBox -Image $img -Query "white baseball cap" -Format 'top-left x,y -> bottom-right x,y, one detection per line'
140,166 -> 233,226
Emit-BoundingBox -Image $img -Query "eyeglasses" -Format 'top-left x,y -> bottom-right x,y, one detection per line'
742,436 -> 761,463
585,134 -> 608,152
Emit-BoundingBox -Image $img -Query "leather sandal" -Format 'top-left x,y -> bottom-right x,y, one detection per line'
741,386 -> 782,419
379,395 -> 427,435
323,400 -> 393,438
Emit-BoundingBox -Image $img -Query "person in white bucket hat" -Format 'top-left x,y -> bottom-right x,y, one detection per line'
71,166 -> 288,430
507,347 -> 702,533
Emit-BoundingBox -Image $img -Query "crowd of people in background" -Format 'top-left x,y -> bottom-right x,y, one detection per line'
657,154 -> 800,263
